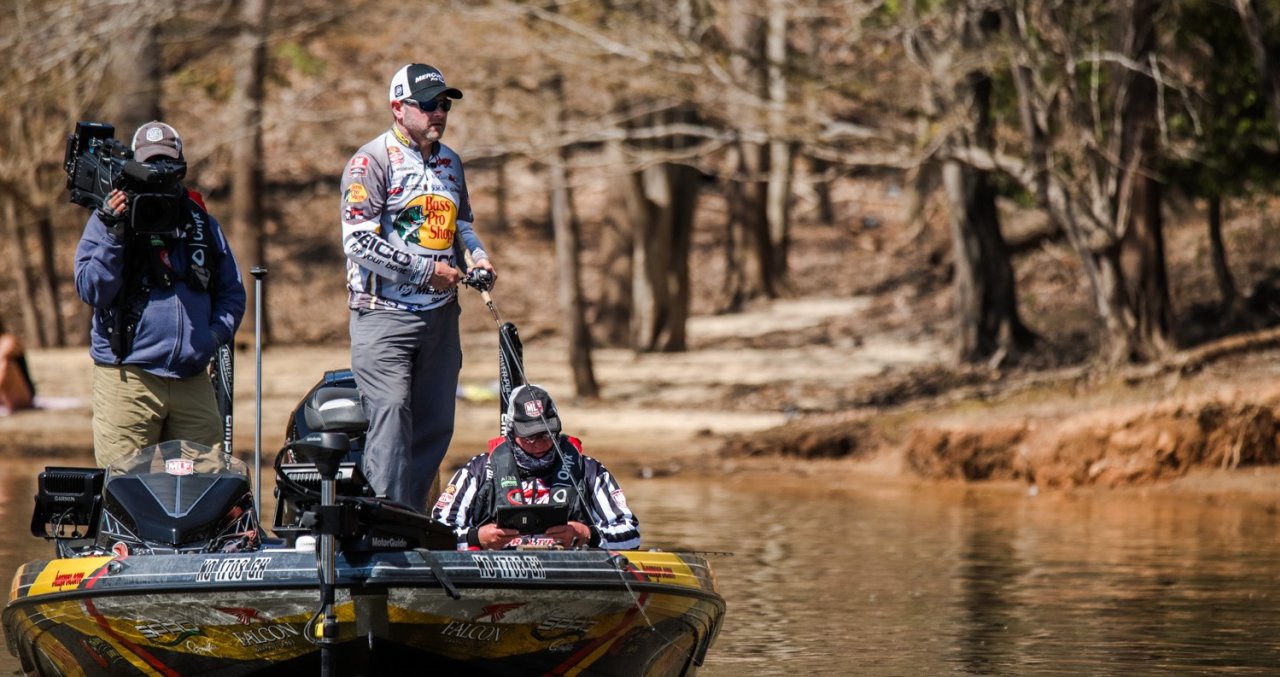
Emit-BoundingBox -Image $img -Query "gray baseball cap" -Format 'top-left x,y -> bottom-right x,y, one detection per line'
131,121 -> 183,161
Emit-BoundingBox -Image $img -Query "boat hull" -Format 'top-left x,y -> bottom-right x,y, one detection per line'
4,549 -> 723,676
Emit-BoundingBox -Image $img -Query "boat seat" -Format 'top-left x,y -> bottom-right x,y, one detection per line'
302,386 -> 367,434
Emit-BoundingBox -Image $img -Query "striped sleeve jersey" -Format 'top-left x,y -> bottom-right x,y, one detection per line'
432,451 -> 642,551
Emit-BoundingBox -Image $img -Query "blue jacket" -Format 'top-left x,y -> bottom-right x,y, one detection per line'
74,201 -> 245,379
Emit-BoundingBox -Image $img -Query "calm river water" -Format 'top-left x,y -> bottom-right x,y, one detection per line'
1,457 -> 1278,675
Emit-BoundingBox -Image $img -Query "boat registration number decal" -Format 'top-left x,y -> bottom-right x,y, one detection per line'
472,554 -> 546,580
196,556 -> 272,583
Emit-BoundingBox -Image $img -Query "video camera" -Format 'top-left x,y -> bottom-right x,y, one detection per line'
63,121 -> 187,234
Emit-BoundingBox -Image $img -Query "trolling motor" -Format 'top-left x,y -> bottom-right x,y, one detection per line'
290,432 -> 347,677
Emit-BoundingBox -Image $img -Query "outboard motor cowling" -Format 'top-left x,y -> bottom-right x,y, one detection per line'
96,440 -> 260,555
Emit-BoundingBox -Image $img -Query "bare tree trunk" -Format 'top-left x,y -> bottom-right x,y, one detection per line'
1002,0 -> 1167,364
546,76 -> 598,398
722,4 -> 777,310
230,0 -> 272,346
765,0 -> 793,278
665,158 -> 698,352
0,199 -> 42,348
944,160 -> 1033,364
1113,0 -> 1173,360
631,164 -> 670,352
1206,195 -> 1241,319
809,155 -> 835,226
34,213 -> 65,347
627,105 -> 700,353
1119,176 -> 1172,356
722,141 -> 774,311
596,139 -> 633,347
944,9 -> 1034,365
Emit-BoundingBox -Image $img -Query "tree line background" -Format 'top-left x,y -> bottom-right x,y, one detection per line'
4,0 -> 1280,397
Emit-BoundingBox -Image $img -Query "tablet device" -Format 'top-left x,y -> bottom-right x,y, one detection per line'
496,504 -> 570,534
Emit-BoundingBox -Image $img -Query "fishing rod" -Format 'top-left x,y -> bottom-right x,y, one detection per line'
457,251 -> 525,435
212,342 -> 234,458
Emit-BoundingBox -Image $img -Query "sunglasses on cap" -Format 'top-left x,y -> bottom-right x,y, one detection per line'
403,98 -> 452,113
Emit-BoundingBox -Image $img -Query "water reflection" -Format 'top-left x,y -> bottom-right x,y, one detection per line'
625,474 -> 1280,676
1,458 -> 1278,675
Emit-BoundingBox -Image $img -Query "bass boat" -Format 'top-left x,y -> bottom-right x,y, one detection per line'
4,435 -> 724,675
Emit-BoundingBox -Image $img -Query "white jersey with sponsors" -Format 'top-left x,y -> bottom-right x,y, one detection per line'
340,126 -> 487,311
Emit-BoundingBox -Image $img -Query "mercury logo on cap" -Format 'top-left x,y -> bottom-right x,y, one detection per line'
388,63 -> 464,103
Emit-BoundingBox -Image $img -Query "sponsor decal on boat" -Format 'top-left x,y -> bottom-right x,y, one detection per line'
195,556 -> 272,583
534,615 -> 598,638
372,536 -> 409,549
641,565 -> 676,581
164,459 -> 194,476
215,606 -> 268,624
473,603 -> 524,623
185,636 -> 217,655
473,553 -> 546,580
137,620 -> 204,647
78,636 -> 125,669
51,571 -> 84,588
36,637 -> 77,672
441,621 -> 502,642
233,623 -> 301,647
28,556 -> 112,596
535,615 -> 598,652
548,637 -> 578,652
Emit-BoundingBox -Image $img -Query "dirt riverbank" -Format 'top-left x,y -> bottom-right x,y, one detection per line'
6,290 -> 1280,512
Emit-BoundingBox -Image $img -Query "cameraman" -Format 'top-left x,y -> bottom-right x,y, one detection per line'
74,121 -> 245,469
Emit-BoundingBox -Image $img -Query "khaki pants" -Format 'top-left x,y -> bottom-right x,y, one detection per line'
92,365 -> 224,469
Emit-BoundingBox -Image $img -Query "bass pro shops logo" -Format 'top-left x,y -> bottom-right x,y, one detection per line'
395,194 -> 457,249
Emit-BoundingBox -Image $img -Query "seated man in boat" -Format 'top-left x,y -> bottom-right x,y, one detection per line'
432,384 -> 641,550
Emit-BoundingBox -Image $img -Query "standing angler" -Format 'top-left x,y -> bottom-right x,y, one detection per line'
341,63 -> 498,511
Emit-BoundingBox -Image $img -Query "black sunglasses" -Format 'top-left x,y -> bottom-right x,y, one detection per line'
404,98 -> 452,113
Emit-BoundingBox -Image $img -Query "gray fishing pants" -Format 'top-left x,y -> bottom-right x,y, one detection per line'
349,304 -> 461,511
